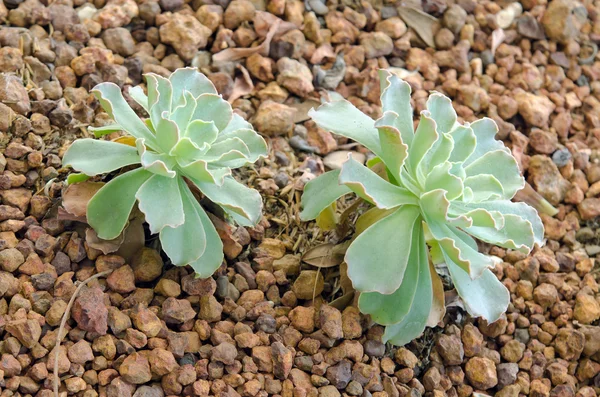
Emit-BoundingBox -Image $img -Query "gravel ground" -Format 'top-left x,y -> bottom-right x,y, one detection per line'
0,0 -> 600,396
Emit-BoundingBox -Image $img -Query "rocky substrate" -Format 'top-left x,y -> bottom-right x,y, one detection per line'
1,0 -> 600,396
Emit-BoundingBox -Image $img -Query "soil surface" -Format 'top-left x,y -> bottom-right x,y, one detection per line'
0,0 -> 599,397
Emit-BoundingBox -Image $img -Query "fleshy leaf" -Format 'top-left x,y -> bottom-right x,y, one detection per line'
146,74 -> 173,128
170,91 -> 197,134
89,124 -> 122,138
219,113 -> 254,135
188,207 -> 224,277
426,93 -> 457,134
446,255 -> 509,322
339,155 -> 418,209
309,99 -> 382,157
169,67 -> 217,107
382,229 -> 432,346
92,83 -> 158,149
464,214 -> 534,253
180,159 -> 231,185
425,162 -> 463,201
129,86 -> 149,111
193,94 -> 233,132
160,179 -> 207,266
63,139 -> 140,176
155,114 -> 180,153
448,125 -> 476,163
464,118 -> 511,166
87,168 -> 152,240
300,170 -> 352,221
464,150 -> 524,199
408,112 -> 438,181
358,223 -> 423,325
213,128 -> 267,165
345,205 -> 421,294
463,200 -> 544,247
463,174 -> 504,202
186,120 -> 219,148
379,71 -> 414,146
136,139 -> 177,178
193,177 -> 263,226
136,174 -> 185,234
375,115 -> 408,183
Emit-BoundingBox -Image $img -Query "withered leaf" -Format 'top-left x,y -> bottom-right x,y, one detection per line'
61,181 -> 104,218
330,291 -> 355,311
397,6 -> 440,49
427,261 -> 446,327
302,241 -> 349,268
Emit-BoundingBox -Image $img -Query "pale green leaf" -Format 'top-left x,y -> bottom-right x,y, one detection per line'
92,83 -> 158,149
425,162 -> 463,201
128,86 -> 148,111
465,214 -> 534,254
448,125 -> 476,163
160,179 -> 207,266
426,221 -> 496,278
169,67 -> 217,107
136,139 -> 177,178
308,99 -> 382,157
170,91 -> 196,134
188,207 -> 224,277
300,170 -> 352,221
464,150 -> 524,199
358,223 -> 423,325
193,177 -> 262,226
463,200 -> 544,247
63,139 -> 140,176
345,205 -> 421,294
379,71 -> 414,146
66,173 -> 90,185
339,155 -> 418,209
169,137 -> 204,160
464,118 -> 511,166
213,128 -> 267,164
426,93 -> 457,134
186,120 -> 219,147
463,174 -> 504,202
375,115 -> 408,183
382,228 -> 432,346
155,114 -> 180,153
180,159 -> 231,185
136,174 -> 185,234
146,74 -> 173,128
192,94 -> 233,132
446,256 -> 509,322
89,124 -> 122,138
219,113 -> 253,135
421,133 -> 453,175
408,112 -> 438,182
87,168 -> 152,240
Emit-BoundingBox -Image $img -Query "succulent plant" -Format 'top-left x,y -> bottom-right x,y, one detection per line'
301,70 -> 544,346
63,68 -> 267,276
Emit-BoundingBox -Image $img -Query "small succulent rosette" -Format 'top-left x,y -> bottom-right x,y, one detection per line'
63,68 -> 267,277
301,70 -> 543,346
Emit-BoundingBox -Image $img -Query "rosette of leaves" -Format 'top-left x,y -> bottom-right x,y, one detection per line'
63,68 -> 267,276
300,70 -> 544,346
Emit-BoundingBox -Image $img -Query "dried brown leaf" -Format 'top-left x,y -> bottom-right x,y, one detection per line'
330,291 -> 355,310
339,261 -> 354,295
213,19 -> 281,63
302,242 -> 349,268
253,11 -> 298,38
427,261 -> 446,327
61,181 -> 104,218
228,65 -> 254,103
85,227 -> 125,255
397,6 -> 440,49
290,99 -> 321,123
